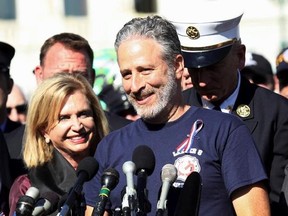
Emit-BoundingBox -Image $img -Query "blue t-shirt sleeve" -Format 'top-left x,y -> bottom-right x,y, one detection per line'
221,123 -> 267,196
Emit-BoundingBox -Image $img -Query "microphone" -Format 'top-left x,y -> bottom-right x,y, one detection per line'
32,191 -> 59,216
58,157 -> 99,216
174,172 -> 202,216
132,145 -> 155,215
122,161 -> 137,215
15,186 -> 40,216
93,168 -> 120,216
156,164 -> 177,216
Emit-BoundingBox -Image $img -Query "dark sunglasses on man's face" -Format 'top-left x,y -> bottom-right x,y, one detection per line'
7,104 -> 27,114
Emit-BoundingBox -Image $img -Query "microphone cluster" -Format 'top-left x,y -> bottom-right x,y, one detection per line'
14,148 -> 202,216
15,187 -> 60,216
93,145 -> 157,216
93,145 -> 202,216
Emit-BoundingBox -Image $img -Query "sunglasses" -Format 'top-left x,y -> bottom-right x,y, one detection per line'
7,104 -> 27,114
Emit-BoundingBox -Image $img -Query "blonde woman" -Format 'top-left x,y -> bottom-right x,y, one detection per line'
9,72 -> 109,216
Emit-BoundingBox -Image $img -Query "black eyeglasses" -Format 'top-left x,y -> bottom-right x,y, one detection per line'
7,104 -> 27,114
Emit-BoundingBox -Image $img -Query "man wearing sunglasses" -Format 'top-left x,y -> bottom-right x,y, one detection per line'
6,84 -> 28,125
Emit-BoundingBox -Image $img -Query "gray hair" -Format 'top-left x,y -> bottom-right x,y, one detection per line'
114,15 -> 182,68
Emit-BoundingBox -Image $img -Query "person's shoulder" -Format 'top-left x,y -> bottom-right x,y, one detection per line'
254,84 -> 288,105
9,174 -> 31,216
241,78 -> 288,105
4,119 -> 22,134
108,118 -> 138,136
104,111 -> 132,131
96,120 -> 138,157
4,124 -> 25,159
193,106 -> 244,126
5,124 -> 25,137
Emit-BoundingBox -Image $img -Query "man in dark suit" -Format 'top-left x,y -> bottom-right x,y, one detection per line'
0,41 -> 15,215
167,2 -> 288,215
0,42 -> 20,133
0,131 -> 12,215
0,132 -> 12,215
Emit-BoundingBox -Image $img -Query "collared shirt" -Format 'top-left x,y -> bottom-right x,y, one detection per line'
202,70 -> 241,113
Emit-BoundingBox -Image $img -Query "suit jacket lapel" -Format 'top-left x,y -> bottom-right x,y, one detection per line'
232,76 -> 258,132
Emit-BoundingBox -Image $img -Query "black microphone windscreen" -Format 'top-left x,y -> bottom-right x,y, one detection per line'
132,145 -> 155,175
16,187 -> 40,216
174,172 -> 202,216
76,156 -> 99,181
101,168 -> 120,190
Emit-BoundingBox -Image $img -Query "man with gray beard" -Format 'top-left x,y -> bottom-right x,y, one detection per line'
84,15 -> 270,216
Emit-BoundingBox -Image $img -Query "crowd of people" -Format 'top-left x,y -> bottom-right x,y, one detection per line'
1,1 -> 288,216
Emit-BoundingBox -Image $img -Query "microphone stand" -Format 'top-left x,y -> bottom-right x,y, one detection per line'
59,187 -> 84,216
121,186 -> 137,216
113,207 -> 122,216
155,197 -> 168,216
136,171 -> 151,216
155,209 -> 165,216
78,193 -> 86,216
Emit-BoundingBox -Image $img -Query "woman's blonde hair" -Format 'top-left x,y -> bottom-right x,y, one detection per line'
23,72 -> 109,168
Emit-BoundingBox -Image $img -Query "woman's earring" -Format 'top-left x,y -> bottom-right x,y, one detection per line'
45,137 -> 50,144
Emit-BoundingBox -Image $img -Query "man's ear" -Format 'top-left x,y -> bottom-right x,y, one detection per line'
34,65 -> 44,85
90,68 -> 96,87
175,54 -> 185,79
238,44 -> 246,70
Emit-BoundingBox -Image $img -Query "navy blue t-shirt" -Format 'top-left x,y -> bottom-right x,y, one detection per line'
84,106 -> 267,216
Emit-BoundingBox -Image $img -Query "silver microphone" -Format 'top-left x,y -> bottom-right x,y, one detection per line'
156,164 -> 177,214
122,161 -> 137,215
